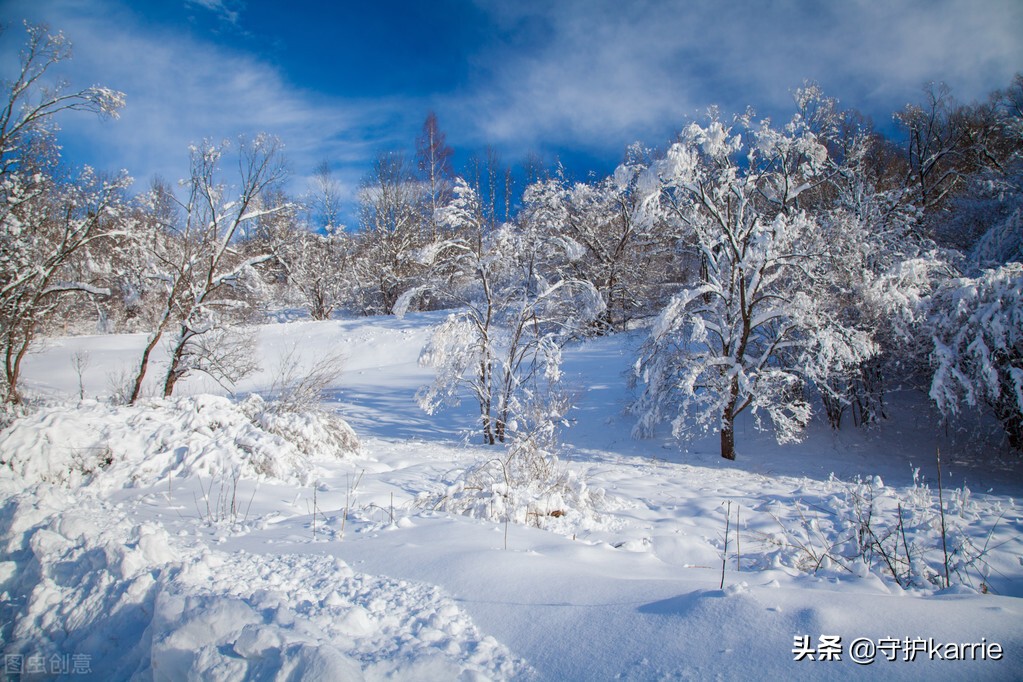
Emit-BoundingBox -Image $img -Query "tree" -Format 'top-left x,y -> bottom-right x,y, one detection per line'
245,169 -> 354,322
806,88 -> 928,428
929,263 -> 1023,451
128,135 -> 287,402
278,227 -> 353,321
632,112 -> 876,459
895,83 -> 970,217
0,166 -> 130,402
415,112 -> 454,241
947,74 -> 1023,268
547,148 -> 680,332
895,81 -> 1021,244
414,178 -> 603,444
309,160 -> 344,232
355,152 -> 426,314
0,23 -> 124,177
0,23 -> 127,403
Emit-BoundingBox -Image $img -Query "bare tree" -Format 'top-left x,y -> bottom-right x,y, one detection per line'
0,23 -> 127,403
415,112 -> 454,241
128,135 -> 288,402
355,152 -> 426,314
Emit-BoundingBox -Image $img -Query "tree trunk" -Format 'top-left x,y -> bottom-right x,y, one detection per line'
162,328 -> 190,398
720,380 -> 739,460
495,416 -> 506,443
480,357 -> 495,444
480,390 -> 495,445
163,364 -> 181,398
3,329 -> 30,404
130,330 -> 164,404
720,414 -> 737,460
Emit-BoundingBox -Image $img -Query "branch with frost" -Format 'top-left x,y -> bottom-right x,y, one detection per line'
41,281 -> 111,297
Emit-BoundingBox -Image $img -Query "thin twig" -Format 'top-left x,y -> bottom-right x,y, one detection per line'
936,448 -> 950,588
720,501 -> 731,589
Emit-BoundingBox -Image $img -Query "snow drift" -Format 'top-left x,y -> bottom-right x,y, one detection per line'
0,394 -> 359,489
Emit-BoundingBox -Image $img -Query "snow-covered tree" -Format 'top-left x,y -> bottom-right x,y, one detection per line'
355,152 -> 427,315
245,181 -> 354,322
128,135 -> 288,402
929,263 -> 1023,451
281,228 -> 352,320
813,107 -> 928,427
895,83 -> 972,217
632,112 -> 876,459
0,23 -> 124,177
0,23 -> 127,403
0,166 -> 130,402
559,148 -> 683,332
413,178 -> 603,444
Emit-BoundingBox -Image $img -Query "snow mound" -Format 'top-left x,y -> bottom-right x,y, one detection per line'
421,453 -> 610,536
0,485 -> 181,679
0,395 -> 360,488
0,485 -> 529,680
243,394 -> 360,463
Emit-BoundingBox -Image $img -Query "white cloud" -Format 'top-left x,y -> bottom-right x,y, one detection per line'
2,0 -> 1020,212
185,0 -> 242,26
462,0 -> 1023,152
0,0 -> 413,213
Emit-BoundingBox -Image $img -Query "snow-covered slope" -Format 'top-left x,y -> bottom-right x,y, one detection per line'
2,313 -> 1021,680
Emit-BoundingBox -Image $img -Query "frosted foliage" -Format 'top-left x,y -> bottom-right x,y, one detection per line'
863,255 -> 951,343
415,175 -> 604,445
531,160 -> 668,331
416,314 -> 478,415
971,208 -> 1023,269
929,263 -> 1023,448
434,177 -> 482,236
633,112 -> 877,456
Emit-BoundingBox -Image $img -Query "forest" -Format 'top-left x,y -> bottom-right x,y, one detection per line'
1,22 -> 1021,461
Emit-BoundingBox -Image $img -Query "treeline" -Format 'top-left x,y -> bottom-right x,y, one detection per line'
1,24 -> 1021,458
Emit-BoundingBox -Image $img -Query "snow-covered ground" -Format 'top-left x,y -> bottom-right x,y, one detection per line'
2,312 -> 1021,680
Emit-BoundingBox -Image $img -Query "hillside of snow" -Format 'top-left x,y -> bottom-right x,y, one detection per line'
2,312 -> 1021,680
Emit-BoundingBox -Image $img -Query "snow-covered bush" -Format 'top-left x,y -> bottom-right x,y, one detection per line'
753,472 -> 1007,590
418,450 -> 605,537
242,394 -> 360,462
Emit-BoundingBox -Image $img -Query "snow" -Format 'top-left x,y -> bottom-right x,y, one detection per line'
2,313 -> 1022,680
0,394 -> 357,489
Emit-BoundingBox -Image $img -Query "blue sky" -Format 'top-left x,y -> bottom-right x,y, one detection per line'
2,0 -> 1022,224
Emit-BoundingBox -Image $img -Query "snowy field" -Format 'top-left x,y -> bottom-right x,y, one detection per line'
2,312 -> 1022,680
